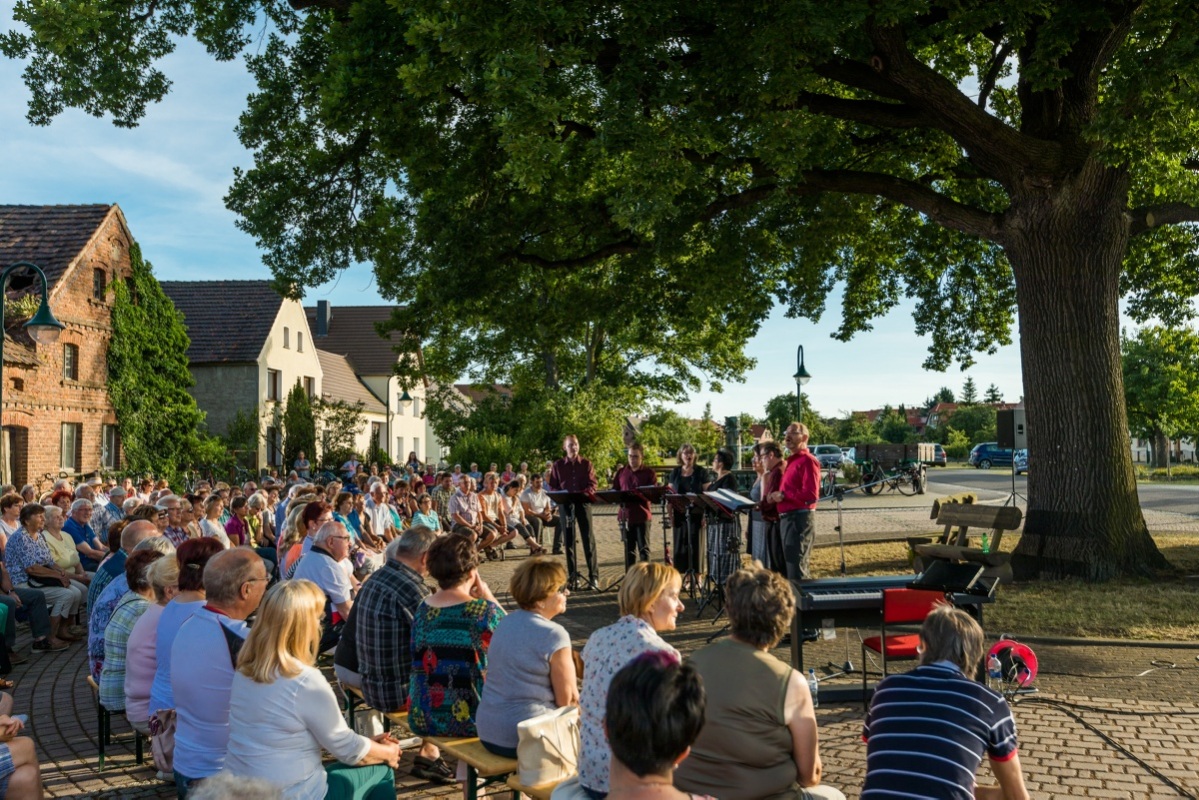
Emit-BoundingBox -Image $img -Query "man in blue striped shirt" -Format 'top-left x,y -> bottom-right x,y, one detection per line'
862,605 -> 1031,800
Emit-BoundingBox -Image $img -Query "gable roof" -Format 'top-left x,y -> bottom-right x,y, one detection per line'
0,204 -> 115,292
454,383 -> 513,406
161,280 -> 285,364
317,350 -> 386,414
305,304 -> 402,376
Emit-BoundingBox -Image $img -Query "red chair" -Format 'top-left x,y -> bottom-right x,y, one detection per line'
861,589 -> 947,707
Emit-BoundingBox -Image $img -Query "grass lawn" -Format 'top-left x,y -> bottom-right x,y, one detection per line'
808,534 -> 1199,641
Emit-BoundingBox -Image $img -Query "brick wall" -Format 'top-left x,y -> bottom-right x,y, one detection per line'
1,209 -> 130,489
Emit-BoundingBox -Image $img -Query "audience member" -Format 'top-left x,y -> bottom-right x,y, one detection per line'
5,504 -> 86,644
408,535 -> 504,739
430,473 -> 455,531
501,481 -> 543,555
64,499 -> 107,571
41,505 -> 90,587
476,557 -> 576,758
521,474 -> 559,553
149,538 -> 224,775
124,555 -> 179,736
88,524 -> 167,679
171,549 -> 269,796
578,562 -> 684,798
604,652 -> 708,800
861,605 -> 1031,800
0,494 -> 20,553
199,495 -> 230,549
0,560 -> 61,655
0,692 -> 42,799
292,521 -> 355,652
99,550 -> 167,712
410,493 -> 441,533
449,477 -> 484,543
224,580 -> 400,799
91,485 -> 128,542
88,516 -> 155,612
675,565 -> 844,800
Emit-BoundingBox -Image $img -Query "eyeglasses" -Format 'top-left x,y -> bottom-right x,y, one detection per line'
243,577 -> 269,586
555,583 -> 570,595
329,535 -> 351,542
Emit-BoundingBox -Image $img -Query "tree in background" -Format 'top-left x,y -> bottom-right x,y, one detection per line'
282,381 -> 316,474
834,414 -> 881,448
984,384 -> 1004,404
312,397 -> 367,470
19,2 -> 1199,576
960,377 -> 979,405
923,387 -> 956,412
637,407 -> 695,463
875,407 -> 916,444
944,405 -> 998,446
221,406 -> 261,468
1122,326 -> 1199,472
109,243 -> 212,481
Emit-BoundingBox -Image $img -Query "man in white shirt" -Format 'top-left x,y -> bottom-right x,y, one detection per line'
521,473 -> 560,553
294,522 -> 355,652
363,483 -> 397,543
171,549 -> 268,793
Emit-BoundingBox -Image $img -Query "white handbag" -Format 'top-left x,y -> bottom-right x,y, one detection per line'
516,705 -> 580,786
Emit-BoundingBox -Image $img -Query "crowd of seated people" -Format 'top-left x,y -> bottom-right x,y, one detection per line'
0,462 -> 1033,800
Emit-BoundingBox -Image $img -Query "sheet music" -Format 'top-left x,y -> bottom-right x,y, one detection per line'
705,488 -> 757,511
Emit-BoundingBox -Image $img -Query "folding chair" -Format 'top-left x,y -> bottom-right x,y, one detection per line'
861,588 -> 946,708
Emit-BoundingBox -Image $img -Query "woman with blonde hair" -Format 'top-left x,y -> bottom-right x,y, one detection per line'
225,580 -> 400,800
577,562 -> 685,799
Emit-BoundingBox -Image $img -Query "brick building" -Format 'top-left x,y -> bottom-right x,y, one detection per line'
0,205 -> 133,488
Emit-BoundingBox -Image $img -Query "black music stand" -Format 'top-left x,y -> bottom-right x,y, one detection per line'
664,493 -> 702,599
593,486 -> 660,591
699,490 -> 756,639
546,490 -> 603,592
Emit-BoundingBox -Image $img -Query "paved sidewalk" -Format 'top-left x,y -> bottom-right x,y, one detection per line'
15,511 -> 1199,798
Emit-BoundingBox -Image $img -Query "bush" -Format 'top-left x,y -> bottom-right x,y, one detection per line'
450,431 -> 520,474
1136,464 -> 1199,480
841,462 -> 862,484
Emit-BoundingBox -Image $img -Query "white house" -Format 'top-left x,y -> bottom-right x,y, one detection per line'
316,350 -> 388,459
163,280 -> 323,470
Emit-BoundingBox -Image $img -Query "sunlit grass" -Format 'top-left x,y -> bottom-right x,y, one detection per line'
807,534 -> 1199,640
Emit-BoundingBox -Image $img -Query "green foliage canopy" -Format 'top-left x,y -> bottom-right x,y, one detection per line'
282,380 -> 316,471
1122,326 -> 1199,462
108,243 -> 209,480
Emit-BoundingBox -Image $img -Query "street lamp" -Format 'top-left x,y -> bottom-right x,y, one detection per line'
793,344 -> 811,423
398,389 -> 413,407
0,261 -> 65,461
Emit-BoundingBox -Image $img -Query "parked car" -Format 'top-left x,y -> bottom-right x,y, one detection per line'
932,444 -> 947,466
1014,449 -> 1028,475
969,442 -> 1014,469
811,444 -> 844,469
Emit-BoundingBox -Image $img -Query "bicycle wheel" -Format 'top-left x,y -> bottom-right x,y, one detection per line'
896,469 -> 919,496
861,466 -> 884,495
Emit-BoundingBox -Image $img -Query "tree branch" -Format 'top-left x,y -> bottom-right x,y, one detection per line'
977,39 -> 1013,111
775,93 -> 932,130
287,0 -> 351,10
508,238 -> 641,269
1129,203 -> 1199,236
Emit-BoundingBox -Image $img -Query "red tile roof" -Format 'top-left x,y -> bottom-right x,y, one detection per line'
0,205 -> 113,292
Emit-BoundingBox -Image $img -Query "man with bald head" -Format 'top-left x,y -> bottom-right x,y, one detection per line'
87,518 -> 156,613
87,530 -> 174,680
172,549 -> 269,793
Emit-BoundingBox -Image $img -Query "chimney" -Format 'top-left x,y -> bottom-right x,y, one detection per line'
317,300 -> 330,336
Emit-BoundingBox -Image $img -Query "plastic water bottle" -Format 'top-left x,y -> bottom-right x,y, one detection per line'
980,530 -> 990,554
808,668 -> 819,708
987,655 -> 1002,690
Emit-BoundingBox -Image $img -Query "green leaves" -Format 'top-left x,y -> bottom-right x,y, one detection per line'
1122,324 -> 1199,445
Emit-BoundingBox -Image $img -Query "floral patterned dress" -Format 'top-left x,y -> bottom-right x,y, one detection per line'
408,598 -> 506,737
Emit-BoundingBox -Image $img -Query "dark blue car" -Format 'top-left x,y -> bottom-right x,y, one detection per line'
969,442 -> 1014,469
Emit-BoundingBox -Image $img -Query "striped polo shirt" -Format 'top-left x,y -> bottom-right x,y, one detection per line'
862,662 -> 1018,800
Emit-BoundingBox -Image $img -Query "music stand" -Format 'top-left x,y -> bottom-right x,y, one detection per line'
546,490 -> 603,592
699,491 -> 756,639
593,486 -> 660,591
664,493 -> 701,599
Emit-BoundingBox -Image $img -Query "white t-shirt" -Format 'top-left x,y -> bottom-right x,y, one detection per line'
171,607 -> 249,779
364,498 -> 395,538
293,548 -> 353,606
225,665 -> 371,800
200,518 -> 230,548
520,487 -> 553,516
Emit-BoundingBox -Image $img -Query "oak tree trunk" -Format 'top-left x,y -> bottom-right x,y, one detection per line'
1005,162 -> 1168,580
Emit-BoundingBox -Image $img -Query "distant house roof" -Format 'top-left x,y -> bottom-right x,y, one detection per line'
0,204 -> 114,292
2,333 -> 38,367
305,304 -> 403,376
161,280 -> 285,364
454,383 -> 513,405
750,424 -> 772,442
317,350 -> 386,414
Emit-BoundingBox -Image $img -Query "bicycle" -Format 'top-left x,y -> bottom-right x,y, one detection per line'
859,463 -> 923,496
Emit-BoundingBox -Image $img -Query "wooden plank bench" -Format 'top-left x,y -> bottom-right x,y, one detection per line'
426,736 -> 518,800
506,773 -> 564,799
913,502 -> 1022,584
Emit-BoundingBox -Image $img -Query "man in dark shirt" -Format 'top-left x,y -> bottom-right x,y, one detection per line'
548,434 -> 599,588
346,525 -> 453,784
612,443 -> 658,569
755,441 -> 786,576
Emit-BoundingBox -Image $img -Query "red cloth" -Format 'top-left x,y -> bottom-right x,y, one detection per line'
612,465 -> 657,524
548,456 -> 597,494
758,464 -> 783,522
777,449 -> 820,514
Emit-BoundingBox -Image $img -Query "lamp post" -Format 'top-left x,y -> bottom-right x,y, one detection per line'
793,344 -> 811,424
0,262 -> 66,475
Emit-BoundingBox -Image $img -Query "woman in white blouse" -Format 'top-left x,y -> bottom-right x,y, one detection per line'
224,580 -> 400,800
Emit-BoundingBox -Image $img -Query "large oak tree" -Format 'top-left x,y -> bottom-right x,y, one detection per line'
7,0 -> 1199,578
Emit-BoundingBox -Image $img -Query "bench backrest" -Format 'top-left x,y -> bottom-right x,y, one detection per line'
935,503 -> 1022,548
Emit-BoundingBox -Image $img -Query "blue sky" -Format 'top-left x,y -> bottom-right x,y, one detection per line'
0,22 -> 1025,421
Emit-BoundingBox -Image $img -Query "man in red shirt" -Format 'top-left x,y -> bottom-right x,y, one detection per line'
767,423 -> 821,580
548,434 -> 599,588
612,442 -> 658,569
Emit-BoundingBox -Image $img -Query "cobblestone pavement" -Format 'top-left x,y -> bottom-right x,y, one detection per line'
18,509 -> 1199,799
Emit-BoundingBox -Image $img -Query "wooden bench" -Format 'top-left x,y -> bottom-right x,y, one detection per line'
507,773 -> 564,799
426,736 -> 518,800
341,683 -> 413,736
913,502 -> 1022,584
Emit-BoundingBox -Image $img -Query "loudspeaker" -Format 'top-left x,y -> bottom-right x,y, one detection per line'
996,409 -> 1027,450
